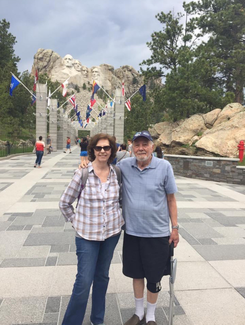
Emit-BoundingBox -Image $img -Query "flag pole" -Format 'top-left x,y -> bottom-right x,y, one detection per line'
95,81 -> 114,102
125,85 -> 144,102
49,77 -> 70,98
58,92 -> 77,110
11,72 -> 36,98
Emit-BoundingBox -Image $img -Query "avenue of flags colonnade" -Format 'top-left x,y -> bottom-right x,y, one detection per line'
9,72 -> 147,153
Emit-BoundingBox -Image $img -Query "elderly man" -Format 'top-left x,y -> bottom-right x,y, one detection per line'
117,131 -> 179,325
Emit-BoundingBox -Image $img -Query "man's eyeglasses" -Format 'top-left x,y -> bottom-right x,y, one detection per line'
94,146 -> 111,152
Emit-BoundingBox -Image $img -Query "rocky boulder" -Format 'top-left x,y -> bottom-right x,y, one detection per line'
195,111 -> 245,157
171,114 -> 207,145
153,103 -> 245,158
213,103 -> 244,126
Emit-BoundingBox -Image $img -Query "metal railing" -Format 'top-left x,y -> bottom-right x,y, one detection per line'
0,144 -> 34,158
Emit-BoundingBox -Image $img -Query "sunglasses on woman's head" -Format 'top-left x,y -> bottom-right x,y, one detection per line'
94,146 -> 111,152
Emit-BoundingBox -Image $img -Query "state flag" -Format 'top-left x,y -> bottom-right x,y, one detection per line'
139,84 -> 146,101
31,93 -> 36,105
91,81 -> 100,99
33,70 -> 38,91
90,98 -> 96,107
9,75 -> 20,96
122,81 -> 125,96
62,80 -> 69,97
125,99 -> 131,111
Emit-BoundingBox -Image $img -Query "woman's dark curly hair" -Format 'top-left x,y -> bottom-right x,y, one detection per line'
87,133 -> 117,164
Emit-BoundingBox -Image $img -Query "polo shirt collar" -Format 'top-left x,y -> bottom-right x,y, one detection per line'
131,154 -> 157,170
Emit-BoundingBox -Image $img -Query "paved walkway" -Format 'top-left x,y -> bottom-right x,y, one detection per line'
0,146 -> 245,325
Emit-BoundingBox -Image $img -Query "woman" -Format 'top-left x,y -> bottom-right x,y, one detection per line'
154,145 -> 164,159
80,137 -> 88,165
59,133 -> 124,325
34,136 -> 45,168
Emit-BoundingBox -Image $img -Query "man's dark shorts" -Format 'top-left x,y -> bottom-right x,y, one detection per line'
123,233 -> 170,293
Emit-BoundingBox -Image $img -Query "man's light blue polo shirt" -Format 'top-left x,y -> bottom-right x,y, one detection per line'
117,156 -> 177,238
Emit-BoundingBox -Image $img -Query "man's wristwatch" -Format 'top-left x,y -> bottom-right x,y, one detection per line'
172,225 -> 179,230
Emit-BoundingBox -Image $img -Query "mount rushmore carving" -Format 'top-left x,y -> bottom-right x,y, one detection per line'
31,49 -> 145,95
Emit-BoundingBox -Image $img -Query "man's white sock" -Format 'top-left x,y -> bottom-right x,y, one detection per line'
135,297 -> 144,320
146,301 -> 156,323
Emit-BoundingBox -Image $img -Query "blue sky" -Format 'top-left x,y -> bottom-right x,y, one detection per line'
1,0 -> 188,73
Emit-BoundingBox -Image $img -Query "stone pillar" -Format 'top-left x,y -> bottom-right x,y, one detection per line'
36,83 -> 47,153
57,112 -> 63,150
63,116 -> 68,149
49,99 -> 57,151
114,88 -> 124,143
106,105 -> 114,137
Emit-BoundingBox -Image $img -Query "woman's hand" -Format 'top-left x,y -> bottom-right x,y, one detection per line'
79,161 -> 88,169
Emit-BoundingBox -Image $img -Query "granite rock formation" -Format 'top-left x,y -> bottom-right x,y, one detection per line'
150,103 -> 245,158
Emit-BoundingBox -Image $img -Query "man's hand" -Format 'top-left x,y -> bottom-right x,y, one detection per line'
169,229 -> 179,248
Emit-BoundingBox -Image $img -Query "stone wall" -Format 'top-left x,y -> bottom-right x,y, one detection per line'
165,155 -> 245,185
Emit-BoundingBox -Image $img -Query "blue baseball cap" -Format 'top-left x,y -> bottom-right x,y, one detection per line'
132,130 -> 153,142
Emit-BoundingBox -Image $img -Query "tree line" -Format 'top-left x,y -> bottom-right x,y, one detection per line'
125,0 -> 245,138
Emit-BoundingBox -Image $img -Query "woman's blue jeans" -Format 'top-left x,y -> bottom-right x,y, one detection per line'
35,150 -> 43,166
62,234 -> 120,325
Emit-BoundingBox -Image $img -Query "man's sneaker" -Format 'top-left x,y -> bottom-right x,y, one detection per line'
69,152 -> 72,153
146,322 -> 157,325
63,151 -> 66,153
90,322 -> 105,325
124,314 -> 146,325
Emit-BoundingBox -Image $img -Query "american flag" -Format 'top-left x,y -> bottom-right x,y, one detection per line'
69,95 -> 76,107
125,99 -> 131,111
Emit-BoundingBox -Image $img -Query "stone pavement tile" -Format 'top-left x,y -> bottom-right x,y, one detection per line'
174,238 -> 205,262
103,293 -> 123,325
210,260 -> 245,287
0,221 -> 12,231
43,216 -> 65,227
57,252 -> 77,265
213,237 -> 245,245
180,223 -> 223,239
46,256 -> 58,266
12,215 -> 45,226
235,287 -> 245,299
221,210 -> 245,217
43,312 -> 59,323
50,244 -> 69,253
178,228 -> 201,246
0,182 -> 12,191
0,296 -> 46,325
31,226 -> 64,233
7,224 -> 25,230
49,265 -> 77,296
58,296 -> 70,325
198,238 -> 217,245
214,226 -> 245,237
186,212 -> 211,219
176,288 -> 245,325
175,261 -> 230,291
24,232 -> 74,246
0,231 -> 29,259
193,244 -> 245,261
45,296 -> 61,313
0,267 -> 55,298
0,258 -> 45,268
209,215 -> 245,227
14,246 -> 50,258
